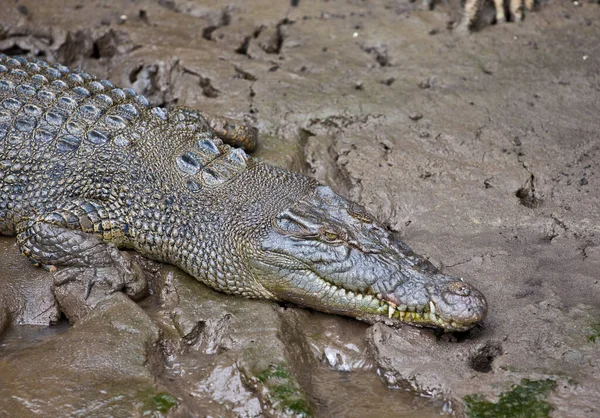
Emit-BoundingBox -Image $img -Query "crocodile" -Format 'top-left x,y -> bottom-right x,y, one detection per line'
0,55 -> 487,332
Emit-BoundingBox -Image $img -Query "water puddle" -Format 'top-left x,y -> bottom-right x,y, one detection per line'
158,338 -> 445,417
0,319 -> 70,356
310,365 -> 444,417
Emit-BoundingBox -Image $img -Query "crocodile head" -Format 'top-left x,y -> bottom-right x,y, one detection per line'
248,185 -> 487,332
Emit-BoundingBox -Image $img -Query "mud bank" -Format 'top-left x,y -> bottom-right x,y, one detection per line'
1,0 -> 599,416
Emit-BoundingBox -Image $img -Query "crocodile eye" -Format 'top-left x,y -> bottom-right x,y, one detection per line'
348,203 -> 373,223
324,231 -> 338,241
320,227 -> 345,243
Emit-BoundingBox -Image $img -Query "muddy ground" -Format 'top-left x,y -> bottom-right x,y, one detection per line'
0,0 -> 599,417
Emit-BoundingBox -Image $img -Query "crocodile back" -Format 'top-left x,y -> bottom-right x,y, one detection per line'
0,55 -> 236,235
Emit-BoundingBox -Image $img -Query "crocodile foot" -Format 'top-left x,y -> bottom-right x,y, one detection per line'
53,246 -> 148,300
52,249 -> 149,323
17,217 -> 150,322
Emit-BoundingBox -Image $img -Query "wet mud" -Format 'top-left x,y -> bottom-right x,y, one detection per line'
1,0 -> 600,417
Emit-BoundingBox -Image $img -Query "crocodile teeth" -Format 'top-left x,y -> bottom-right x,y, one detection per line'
399,312 -> 406,320
388,303 -> 396,319
429,301 -> 436,315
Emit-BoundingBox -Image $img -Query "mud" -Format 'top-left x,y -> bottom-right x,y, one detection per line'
1,0 -> 599,417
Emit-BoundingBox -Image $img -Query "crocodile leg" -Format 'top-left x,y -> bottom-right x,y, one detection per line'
15,200 -> 147,300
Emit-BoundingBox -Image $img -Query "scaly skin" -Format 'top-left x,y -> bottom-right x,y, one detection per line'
0,55 -> 487,331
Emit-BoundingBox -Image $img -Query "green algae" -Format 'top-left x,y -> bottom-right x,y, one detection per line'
151,392 -> 178,413
464,379 -> 556,418
255,364 -> 312,417
137,388 -> 178,416
585,322 -> 600,343
283,398 -> 312,416
256,364 -> 291,382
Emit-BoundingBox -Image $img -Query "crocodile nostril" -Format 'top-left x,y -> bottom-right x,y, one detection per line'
449,282 -> 471,296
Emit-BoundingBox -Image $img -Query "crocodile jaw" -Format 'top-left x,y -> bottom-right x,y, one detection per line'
249,253 -> 487,332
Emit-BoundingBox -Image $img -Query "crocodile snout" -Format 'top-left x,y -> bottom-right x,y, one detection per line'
428,280 -> 488,330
